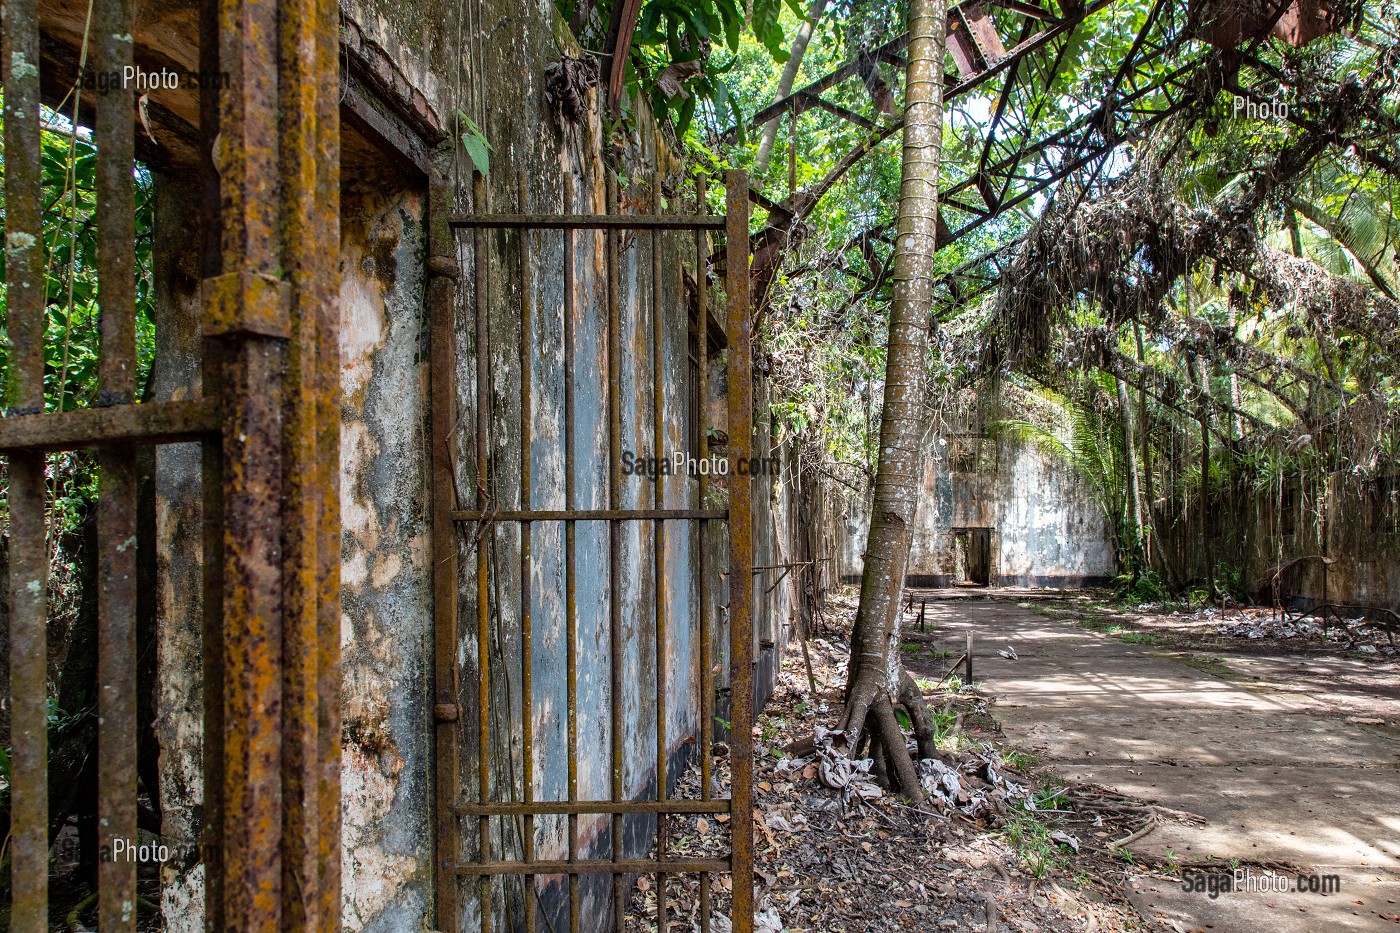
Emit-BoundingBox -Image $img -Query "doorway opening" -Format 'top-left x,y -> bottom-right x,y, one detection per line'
952,528 -> 992,586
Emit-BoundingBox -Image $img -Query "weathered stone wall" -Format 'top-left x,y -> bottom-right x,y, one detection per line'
149,169 -> 207,933
840,400 -> 1115,588
338,169 -> 435,932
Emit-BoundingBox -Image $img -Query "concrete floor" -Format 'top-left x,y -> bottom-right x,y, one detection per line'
927,597 -> 1400,933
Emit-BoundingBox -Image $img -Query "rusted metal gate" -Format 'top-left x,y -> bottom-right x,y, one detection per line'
428,170 -> 756,932
0,0 -> 341,927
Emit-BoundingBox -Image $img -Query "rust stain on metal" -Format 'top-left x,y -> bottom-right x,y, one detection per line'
429,163 -> 464,929
0,399 -> 219,452
2,0 -> 50,923
725,170 -> 757,933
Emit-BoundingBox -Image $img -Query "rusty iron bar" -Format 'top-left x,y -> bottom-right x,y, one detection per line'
563,172 -> 582,933
473,174 -> 494,932
0,399 -> 220,451
452,508 -> 726,522
280,0 -> 343,914
198,0 -> 227,920
94,0 -> 140,924
200,424 -> 229,928
725,169 -> 756,933
652,171 -> 670,932
2,0 -> 49,921
215,326 -> 288,928
456,859 -> 731,876
606,168 -> 627,933
313,0 -> 344,917
212,0 -> 293,920
453,800 -> 733,816
517,170 -> 539,933
695,174 -> 714,933
429,167 -> 463,927
448,213 -> 726,230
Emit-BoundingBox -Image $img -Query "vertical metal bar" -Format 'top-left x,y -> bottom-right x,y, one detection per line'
693,175 -> 713,933
201,430 -> 227,933
280,0 -> 328,913
214,0 -> 288,919
94,0 -> 139,924
563,174 -> 582,933
652,173 -> 669,933
517,171 -> 538,933
429,169 -> 462,929
606,169 -> 626,933
1,2 -> 48,925
220,340 -> 288,932
313,0 -> 344,915
220,338 -> 288,932
474,175 -> 494,933
724,170 -> 756,933
198,0 -> 226,923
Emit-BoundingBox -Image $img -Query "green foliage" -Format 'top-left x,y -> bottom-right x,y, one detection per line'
457,112 -> 493,176
0,101 -> 154,545
1,101 -> 157,418
1002,807 -> 1067,878
1115,569 -> 1167,605
560,0 -> 806,139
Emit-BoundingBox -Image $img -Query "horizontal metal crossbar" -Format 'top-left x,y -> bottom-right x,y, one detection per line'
450,508 -> 727,522
447,213 -> 725,230
0,399 -> 219,452
454,859 -> 732,876
453,800 -> 733,816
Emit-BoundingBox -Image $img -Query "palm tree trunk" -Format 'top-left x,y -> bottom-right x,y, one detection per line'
840,0 -> 947,803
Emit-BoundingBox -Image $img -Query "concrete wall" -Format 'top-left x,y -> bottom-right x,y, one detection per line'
841,406 -> 1115,589
337,170 -> 435,932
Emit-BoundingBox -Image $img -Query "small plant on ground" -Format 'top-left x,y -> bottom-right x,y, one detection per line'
1002,808 -> 1067,878
1119,632 -> 1158,645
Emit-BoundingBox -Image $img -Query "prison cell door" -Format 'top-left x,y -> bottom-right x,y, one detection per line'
427,170 -> 756,933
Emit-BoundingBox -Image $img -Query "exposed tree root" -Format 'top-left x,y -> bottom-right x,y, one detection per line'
870,696 -> 926,805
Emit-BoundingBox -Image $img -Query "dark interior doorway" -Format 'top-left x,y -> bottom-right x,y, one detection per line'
953,528 -> 992,586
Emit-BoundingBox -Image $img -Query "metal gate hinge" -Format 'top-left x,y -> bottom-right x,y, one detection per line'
434,702 -> 461,723
202,270 -> 291,339
428,255 -> 460,279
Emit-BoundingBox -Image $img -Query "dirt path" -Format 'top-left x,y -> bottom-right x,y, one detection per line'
924,596 -> 1400,933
